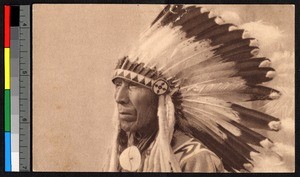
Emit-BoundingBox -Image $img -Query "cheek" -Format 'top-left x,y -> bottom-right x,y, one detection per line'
129,90 -> 156,112
129,90 -> 158,122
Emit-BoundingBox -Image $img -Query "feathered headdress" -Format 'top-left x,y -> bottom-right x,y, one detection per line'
107,4 -> 282,172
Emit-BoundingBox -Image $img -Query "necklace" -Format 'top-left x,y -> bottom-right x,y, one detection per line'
119,129 -> 158,171
119,146 -> 141,171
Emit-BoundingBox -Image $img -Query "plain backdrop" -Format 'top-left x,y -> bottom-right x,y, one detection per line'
32,4 -> 294,171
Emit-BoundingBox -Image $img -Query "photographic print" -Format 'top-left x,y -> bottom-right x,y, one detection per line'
32,4 -> 295,172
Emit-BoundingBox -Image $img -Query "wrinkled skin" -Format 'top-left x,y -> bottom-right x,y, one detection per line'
113,78 -> 158,134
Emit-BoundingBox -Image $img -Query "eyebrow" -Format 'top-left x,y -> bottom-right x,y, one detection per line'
113,78 -> 141,87
112,78 -> 123,85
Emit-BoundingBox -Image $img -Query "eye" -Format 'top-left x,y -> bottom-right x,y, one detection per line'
113,79 -> 122,88
128,82 -> 139,89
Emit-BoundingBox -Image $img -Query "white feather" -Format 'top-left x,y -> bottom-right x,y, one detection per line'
182,97 -> 240,122
163,41 -> 219,77
189,76 -> 246,86
183,103 -> 241,136
182,70 -> 238,87
182,82 -> 247,94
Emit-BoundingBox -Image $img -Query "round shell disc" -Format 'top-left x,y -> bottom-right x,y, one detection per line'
152,79 -> 169,95
119,146 -> 141,171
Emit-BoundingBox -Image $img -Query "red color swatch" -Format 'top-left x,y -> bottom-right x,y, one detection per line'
4,5 -> 10,48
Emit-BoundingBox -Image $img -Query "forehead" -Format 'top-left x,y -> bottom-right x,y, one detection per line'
113,77 -> 158,98
112,77 -> 157,95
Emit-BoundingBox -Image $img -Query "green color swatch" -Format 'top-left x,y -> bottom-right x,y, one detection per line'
5,89 -> 11,132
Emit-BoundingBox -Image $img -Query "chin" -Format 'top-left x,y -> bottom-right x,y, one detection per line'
120,121 -> 136,132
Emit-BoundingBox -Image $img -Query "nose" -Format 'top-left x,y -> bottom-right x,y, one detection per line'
115,84 -> 129,104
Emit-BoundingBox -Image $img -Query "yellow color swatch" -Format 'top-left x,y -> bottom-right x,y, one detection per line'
5,48 -> 10,89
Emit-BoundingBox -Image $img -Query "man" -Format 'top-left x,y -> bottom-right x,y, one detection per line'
104,5 -> 281,172
112,77 -> 224,172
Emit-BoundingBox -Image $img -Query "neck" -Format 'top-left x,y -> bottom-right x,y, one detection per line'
126,120 -> 158,152
137,121 -> 158,139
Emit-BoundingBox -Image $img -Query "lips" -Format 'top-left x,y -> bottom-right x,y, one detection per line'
119,111 -> 136,122
120,112 -> 131,115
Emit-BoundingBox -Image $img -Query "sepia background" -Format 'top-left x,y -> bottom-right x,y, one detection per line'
32,4 -> 295,172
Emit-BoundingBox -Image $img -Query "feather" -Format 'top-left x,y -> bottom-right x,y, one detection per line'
183,77 -> 245,88
181,82 -> 280,102
182,82 -> 246,95
185,17 -> 220,38
178,115 -> 254,171
186,61 -> 236,77
217,45 -> 259,59
173,7 -> 206,27
182,102 -> 241,137
178,58 -> 271,82
152,143 -> 160,171
196,23 -> 236,40
175,56 -> 223,78
166,95 -> 176,141
160,5 -> 186,27
231,103 -> 281,131
159,147 -> 168,171
150,5 -> 171,26
157,96 -> 170,171
229,120 -> 270,146
223,50 -> 255,62
162,39 -> 217,73
182,109 -> 227,142
234,57 -> 271,69
182,97 -> 240,122
182,70 -> 238,86
233,67 -> 276,84
181,98 -> 273,147
217,125 -> 258,159
148,141 -> 158,171
177,60 -> 274,87
210,29 -> 245,45
186,125 -> 251,172
216,38 -> 255,54
183,105 -> 262,166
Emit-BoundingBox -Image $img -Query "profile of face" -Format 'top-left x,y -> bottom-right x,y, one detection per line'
113,78 -> 158,133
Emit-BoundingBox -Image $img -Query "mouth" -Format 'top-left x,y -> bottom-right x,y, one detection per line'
120,112 -> 132,115
119,111 -> 136,122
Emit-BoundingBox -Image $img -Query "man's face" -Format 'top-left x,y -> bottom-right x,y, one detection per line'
113,78 -> 158,133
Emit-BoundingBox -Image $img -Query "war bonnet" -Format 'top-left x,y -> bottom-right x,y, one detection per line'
108,5 -> 282,172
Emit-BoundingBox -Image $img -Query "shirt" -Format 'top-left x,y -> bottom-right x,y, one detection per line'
139,130 -> 225,172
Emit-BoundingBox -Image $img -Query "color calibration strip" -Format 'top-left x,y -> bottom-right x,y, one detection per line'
4,5 -> 12,172
4,5 -> 31,172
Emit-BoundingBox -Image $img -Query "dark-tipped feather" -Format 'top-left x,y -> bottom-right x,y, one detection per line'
229,120 -> 268,145
182,84 -> 280,102
195,24 -> 235,41
235,58 -> 271,69
161,5 -> 186,26
151,5 -> 171,26
223,51 -> 255,62
218,125 -> 258,159
216,46 -> 259,58
234,67 -> 275,84
173,6 -> 204,27
231,103 -> 280,129
186,18 -> 219,38
187,125 -> 251,172
216,38 -> 254,54
211,29 -> 245,46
